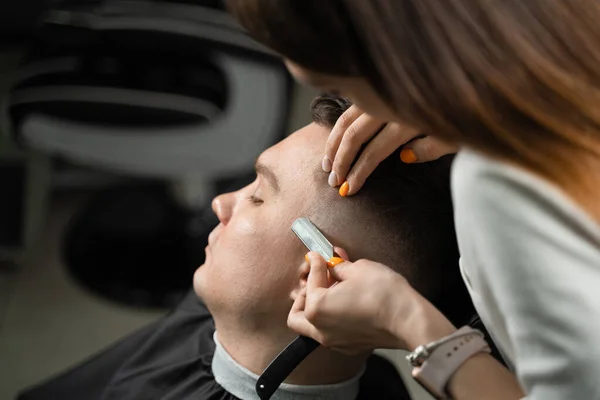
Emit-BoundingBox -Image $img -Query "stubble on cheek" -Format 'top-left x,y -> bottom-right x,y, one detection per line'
233,217 -> 262,256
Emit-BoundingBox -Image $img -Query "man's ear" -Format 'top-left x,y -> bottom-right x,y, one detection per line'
290,259 -> 310,301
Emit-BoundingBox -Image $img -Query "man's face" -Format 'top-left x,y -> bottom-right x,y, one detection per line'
194,123 -> 334,332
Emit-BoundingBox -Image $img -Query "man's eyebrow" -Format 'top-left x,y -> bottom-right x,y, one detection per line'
255,158 -> 280,193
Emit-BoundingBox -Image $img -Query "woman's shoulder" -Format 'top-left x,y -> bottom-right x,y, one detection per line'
452,148 -> 572,207
452,148 -> 600,242
453,150 -> 600,400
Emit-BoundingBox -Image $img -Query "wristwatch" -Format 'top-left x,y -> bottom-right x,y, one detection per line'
406,326 -> 490,399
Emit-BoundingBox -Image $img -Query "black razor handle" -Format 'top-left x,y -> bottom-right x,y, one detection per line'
255,335 -> 320,400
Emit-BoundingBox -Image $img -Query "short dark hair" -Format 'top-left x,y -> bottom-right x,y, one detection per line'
310,95 -> 474,327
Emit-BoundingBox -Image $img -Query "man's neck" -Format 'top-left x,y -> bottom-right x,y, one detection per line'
215,325 -> 367,385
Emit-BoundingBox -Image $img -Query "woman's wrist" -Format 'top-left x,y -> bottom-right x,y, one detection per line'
447,352 -> 525,399
387,284 -> 457,351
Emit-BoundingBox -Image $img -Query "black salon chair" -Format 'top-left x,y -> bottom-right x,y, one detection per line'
17,290 -> 413,400
7,0 -> 293,307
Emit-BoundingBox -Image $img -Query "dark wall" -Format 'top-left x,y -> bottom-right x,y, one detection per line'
0,0 -> 50,39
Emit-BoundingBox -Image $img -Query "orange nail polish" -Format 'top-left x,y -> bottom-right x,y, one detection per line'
400,148 -> 417,164
338,181 -> 350,197
326,257 -> 344,268
305,254 -> 310,263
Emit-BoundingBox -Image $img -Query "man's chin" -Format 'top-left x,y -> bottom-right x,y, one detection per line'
192,265 -> 207,299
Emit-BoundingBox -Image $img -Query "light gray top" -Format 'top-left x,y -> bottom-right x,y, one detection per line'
452,149 -> 600,399
211,331 -> 364,400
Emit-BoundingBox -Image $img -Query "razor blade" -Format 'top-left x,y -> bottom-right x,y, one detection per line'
291,217 -> 334,260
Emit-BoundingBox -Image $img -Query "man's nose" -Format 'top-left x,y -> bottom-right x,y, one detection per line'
212,192 -> 234,225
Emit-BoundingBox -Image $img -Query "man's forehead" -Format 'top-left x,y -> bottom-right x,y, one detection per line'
259,123 -> 329,177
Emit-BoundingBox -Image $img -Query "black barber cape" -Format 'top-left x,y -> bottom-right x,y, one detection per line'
19,291 -> 412,400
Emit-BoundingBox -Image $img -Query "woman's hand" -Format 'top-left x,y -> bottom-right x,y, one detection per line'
323,105 -> 458,196
288,252 -> 456,354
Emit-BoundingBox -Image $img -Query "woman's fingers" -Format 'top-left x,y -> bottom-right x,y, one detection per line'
329,114 -> 384,187
288,254 -> 330,339
400,136 -> 459,164
306,252 -> 330,291
323,105 -> 363,173
333,246 -> 349,261
327,260 -> 353,282
323,106 -> 458,196
288,289 -> 320,339
287,313 -> 320,340
344,123 -> 420,195
290,287 -> 307,315
288,257 -> 429,352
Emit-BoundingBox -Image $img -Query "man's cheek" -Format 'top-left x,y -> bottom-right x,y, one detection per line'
232,217 -> 259,239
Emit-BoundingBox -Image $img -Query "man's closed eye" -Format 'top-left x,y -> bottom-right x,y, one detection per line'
247,194 -> 264,205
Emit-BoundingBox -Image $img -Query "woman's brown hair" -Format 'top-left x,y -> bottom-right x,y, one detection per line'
228,0 -> 600,218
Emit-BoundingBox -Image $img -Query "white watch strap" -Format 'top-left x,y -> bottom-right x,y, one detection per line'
411,327 -> 490,399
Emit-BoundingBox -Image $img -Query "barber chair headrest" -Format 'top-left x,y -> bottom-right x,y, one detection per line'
8,0 -> 292,179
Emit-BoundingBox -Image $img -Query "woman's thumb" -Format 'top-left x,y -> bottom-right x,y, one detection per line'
306,252 -> 330,290
400,136 -> 458,164
327,260 -> 353,281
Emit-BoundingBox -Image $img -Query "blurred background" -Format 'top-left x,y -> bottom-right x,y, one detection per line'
0,1 -> 431,399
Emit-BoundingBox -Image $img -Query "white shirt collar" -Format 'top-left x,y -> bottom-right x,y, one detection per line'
211,331 -> 364,400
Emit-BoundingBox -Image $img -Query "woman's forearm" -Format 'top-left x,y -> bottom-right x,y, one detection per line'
390,293 -> 525,399
447,353 -> 525,400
